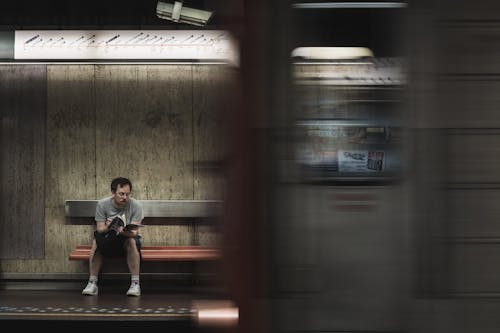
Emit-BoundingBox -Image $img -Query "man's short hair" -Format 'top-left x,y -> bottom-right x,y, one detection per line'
111,177 -> 132,193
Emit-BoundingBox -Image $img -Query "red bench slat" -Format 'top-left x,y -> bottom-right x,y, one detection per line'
69,245 -> 221,261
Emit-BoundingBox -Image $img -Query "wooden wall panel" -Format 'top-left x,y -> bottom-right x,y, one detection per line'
46,65 -> 96,208
192,65 -> 230,200
192,66 -> 234,246
94,65 -> 140,198
94,65 -> 194,199
0,65 -> 46,259
94,65 -> 194,246
1,63 -> 226,270
45,65 -> 97,271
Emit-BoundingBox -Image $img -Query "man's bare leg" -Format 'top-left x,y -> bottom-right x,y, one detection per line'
89,239 -> 103,276
125,238 -> 141,296
82,239 -> 102,295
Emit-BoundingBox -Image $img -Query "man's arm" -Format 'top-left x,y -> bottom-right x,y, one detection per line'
95,218 -> 112,234
120,199 -> 143,237
95,200 -> 112,234
121,222 -> 140,237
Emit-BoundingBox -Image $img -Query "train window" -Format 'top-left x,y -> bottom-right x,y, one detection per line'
291,52 -> 407,183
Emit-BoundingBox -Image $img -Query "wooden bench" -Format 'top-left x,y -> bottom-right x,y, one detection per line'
66,200 -> 223,263
69,245 -> 221,261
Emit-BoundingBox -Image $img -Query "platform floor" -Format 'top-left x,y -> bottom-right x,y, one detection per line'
0,289 -> 235,332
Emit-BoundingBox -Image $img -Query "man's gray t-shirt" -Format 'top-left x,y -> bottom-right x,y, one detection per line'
95,197 -> 144,225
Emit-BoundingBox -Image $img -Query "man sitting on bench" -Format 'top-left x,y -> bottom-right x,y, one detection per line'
82,177 -> 144,297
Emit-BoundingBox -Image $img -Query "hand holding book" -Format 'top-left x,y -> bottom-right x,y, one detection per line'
107,214 -> 144,237
105,214 -> 127,235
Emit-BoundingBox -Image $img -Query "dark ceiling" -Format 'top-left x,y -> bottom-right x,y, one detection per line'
0,1 -> 407,57
0,0 -> 234,28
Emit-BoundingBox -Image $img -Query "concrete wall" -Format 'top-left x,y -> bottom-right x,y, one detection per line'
0,64 -> 235,274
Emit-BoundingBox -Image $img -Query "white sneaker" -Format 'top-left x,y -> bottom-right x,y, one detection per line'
126,283 -> 141,296
82,281 -> 98,296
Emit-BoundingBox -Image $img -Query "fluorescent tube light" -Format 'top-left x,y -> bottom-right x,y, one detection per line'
13,30 -> 239,66
291,47 -> 374,60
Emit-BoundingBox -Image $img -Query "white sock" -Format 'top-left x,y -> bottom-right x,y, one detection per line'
131,275 -> 140,285
89,275 -> 98,284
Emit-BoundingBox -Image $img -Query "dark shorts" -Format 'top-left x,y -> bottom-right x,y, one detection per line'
94,231 -> 142,258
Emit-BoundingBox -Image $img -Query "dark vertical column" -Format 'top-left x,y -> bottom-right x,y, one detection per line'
221,1 -> 293,333
0,65 -> 46,259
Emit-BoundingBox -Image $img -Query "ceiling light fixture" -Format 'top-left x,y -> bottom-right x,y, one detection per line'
156,1 -> 214,26
11,30 -> 239,66
291,47 -> 374,60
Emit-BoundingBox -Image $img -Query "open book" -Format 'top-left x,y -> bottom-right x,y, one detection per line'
108,214 -> 144,235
